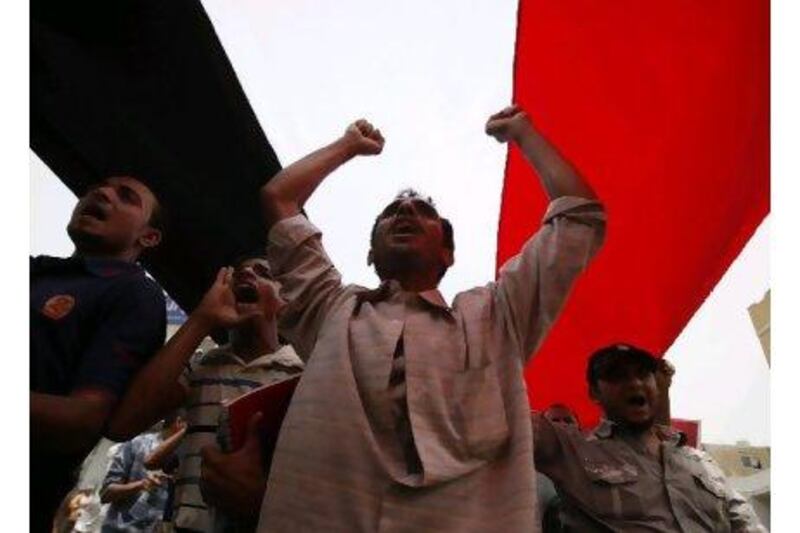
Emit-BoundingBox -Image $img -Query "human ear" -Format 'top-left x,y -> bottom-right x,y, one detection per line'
139,227 -> 162,249
589,385 -> 602,405
442,248 -> 454,268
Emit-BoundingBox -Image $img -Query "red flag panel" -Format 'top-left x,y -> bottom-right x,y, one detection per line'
498,0 -> 769,426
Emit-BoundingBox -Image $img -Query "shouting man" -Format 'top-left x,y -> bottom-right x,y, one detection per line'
257,105 -> 605,531
533,344 -> 766,531
107,255 -> 304,532
31,176 -> 168,532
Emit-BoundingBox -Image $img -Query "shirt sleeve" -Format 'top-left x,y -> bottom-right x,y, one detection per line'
73,276 -> 167,397
102,439 -> 135,489
493,196 -> 606,360
695,450 -> 768,532
531,413 -> 584,474
266,215 -> 348,360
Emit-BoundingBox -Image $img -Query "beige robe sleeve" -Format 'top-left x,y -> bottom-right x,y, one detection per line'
493,196 -> 606,360
265,215 -> 347,361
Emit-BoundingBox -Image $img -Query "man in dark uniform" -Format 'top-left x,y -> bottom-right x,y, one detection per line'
31,175 -> 168,532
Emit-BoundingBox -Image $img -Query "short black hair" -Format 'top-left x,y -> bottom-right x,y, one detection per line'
586,343 -> 658,387
90,171 -> 170,238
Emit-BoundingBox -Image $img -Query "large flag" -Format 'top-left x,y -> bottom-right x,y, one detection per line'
498,0 -> 769,425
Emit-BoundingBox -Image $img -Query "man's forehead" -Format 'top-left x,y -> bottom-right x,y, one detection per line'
106,175 -> 152,191
381,195 -> 437,211
238,257 -> 270,269
597,356 -> 655,376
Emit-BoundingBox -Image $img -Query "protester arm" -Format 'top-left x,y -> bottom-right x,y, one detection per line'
487,106 -> 606,359
260,120 -> 384,226
655,359 -> 675,426
265,215 -> 351,359
104,317 -> 204,440
33,278 -> 167,450
107,267 -> 255,440
30,390 -> 116,453
726,489 -> 768,533
144,421 -> 187,470
493,198 -> 605,358
531,413 -> 566,468
100,441 -> 143,504
486,105 -> 597,201
695,450 -> 768,532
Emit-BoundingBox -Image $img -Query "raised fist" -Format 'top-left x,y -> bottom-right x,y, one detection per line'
343,119 -> 385,156
485,105 -> 533,143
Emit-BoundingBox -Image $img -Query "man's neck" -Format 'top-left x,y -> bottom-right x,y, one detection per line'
230,319 -> 280,362
381,270 -> 440,293
616,421 -> 661,457
72,248 -> 139,263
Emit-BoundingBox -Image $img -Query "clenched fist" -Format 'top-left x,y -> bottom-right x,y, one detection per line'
485,105 -> 533,143
343,119 -> 385,156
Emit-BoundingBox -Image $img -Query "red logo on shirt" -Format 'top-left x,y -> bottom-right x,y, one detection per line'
42,294 -> 76,320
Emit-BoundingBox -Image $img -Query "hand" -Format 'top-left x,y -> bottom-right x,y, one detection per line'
140,471 -> 169,492
200,413 -> 266,518
342,119 -> 385,156
655,359 -> 675,391
167,416 -> 188,438
194,267 -> 263,328
485,105 -> 533,143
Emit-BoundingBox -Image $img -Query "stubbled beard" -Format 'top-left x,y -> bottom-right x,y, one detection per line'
374,249 -> 429,280
67,224 -> 113,254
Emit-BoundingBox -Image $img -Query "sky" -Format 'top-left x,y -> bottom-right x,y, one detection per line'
29,0 -> 770,446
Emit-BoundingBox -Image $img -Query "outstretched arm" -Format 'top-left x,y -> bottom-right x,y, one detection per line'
486,105 -> 597,200
144,418 -> 187,470
260,120 -> 385,227
106,268 -> 262,440
486,105 -> 605,358
655,359 -> 675,426
31,390 -> 116,453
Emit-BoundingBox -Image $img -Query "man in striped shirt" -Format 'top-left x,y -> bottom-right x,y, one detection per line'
107,255 -> 304,532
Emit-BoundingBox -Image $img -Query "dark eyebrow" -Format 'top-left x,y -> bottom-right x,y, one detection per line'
378,200 -> 402,218
247,262 -> 274,280
118,184 -> 143,207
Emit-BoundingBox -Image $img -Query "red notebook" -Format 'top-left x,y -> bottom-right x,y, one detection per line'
218,375 -> 300,466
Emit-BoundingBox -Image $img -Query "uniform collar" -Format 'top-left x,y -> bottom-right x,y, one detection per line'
593,418 -> 617,439
592,418 -> 686,446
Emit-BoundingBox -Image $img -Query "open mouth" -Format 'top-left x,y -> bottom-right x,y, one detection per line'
626,394 -> 647,408
391,220 -> 421,236
233,283 -> 259,303
81,202 -> 108,221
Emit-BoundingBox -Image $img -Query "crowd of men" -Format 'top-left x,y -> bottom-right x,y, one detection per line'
31,105 -> 766,532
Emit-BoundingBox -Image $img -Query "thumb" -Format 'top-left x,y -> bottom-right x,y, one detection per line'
242,412 -> 264,453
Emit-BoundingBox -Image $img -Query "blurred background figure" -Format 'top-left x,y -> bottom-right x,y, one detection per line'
99,418 -> 185,532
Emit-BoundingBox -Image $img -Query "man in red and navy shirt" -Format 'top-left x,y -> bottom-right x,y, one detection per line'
31,175 -> 167,532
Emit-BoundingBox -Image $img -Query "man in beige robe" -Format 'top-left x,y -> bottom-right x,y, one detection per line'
257,105 -> 606,532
